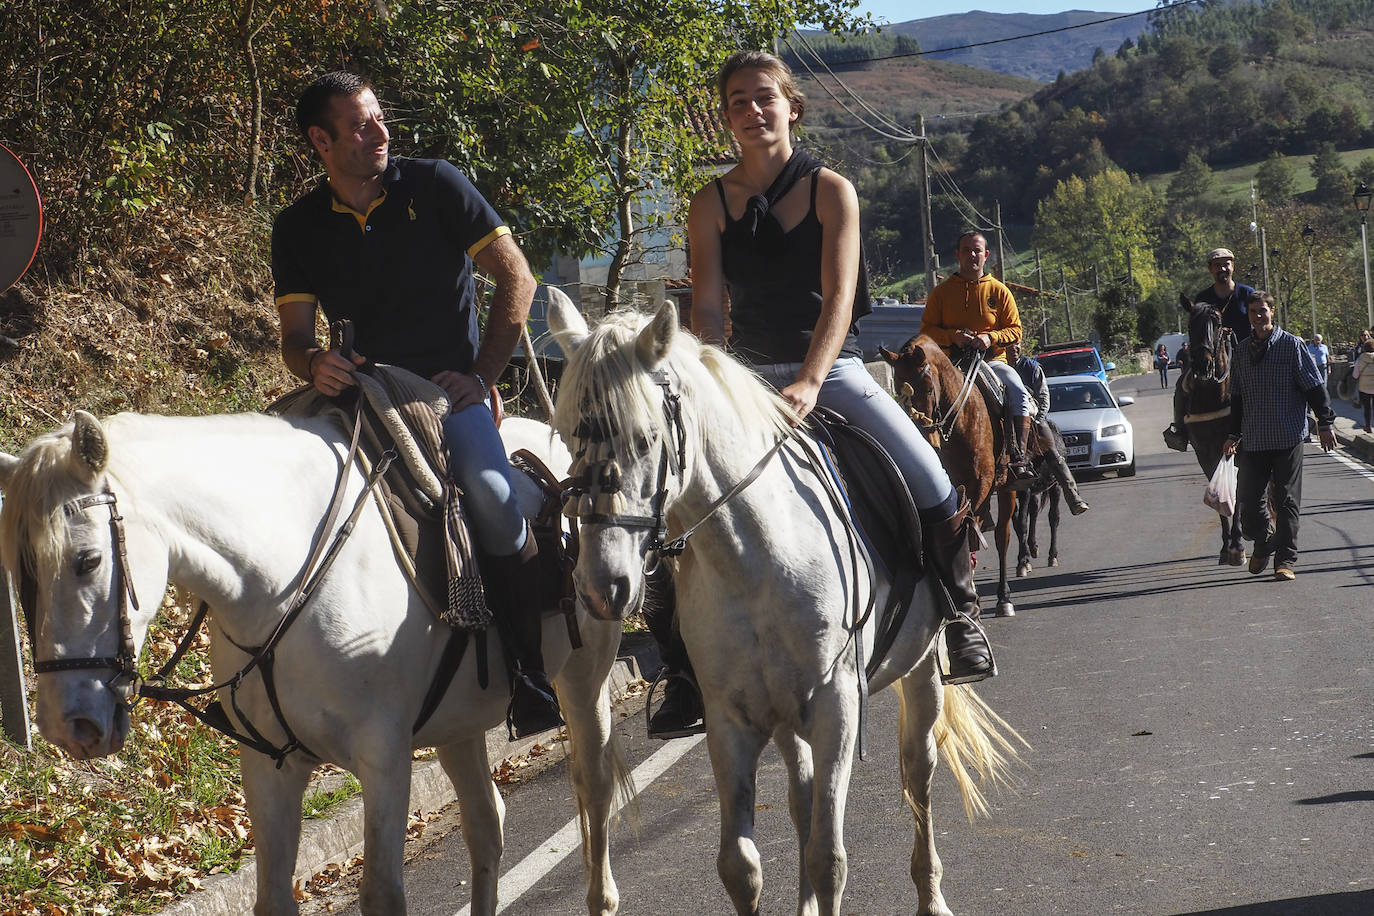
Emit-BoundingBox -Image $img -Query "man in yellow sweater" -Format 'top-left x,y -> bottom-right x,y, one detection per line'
922,229 -> 1035,484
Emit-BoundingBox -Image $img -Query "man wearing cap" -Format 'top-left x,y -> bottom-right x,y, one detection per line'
1222,290 -> 1336,581
1166,247 -> 1256,450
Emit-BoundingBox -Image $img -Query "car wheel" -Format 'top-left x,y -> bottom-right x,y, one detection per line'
1118,458 -> 1136,478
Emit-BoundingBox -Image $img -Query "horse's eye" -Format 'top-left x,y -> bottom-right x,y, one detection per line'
74,549 -> 102,575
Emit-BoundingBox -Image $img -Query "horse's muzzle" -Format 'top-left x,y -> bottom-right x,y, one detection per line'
40,677 -> 132,759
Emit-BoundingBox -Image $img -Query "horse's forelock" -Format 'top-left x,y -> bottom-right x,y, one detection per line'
0,422 -> 90,585
551,307 -> 792,468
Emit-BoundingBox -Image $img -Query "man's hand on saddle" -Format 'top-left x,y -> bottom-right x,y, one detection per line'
779,378 -> 822,427
433,370 -> 490,414
310,348 -> 368,397
954,329 -> 992,352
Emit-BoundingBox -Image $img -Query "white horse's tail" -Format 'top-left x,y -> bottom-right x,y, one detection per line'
933,684 -> 1028,821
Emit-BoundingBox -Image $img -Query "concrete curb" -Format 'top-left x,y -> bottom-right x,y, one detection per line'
1332,415 -> 1374,464
155,653 -> 646,916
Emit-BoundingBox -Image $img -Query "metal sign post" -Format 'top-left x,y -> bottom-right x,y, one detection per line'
0,495 -> 32,748
0,144 -> 40,747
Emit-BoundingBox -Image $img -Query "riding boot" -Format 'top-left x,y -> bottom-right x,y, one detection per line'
924,497 -> 997,684
1039,421 -> 1089,515
481,526 -> 564,739
1005,415 -> 1037,490
643,563 -> 704,739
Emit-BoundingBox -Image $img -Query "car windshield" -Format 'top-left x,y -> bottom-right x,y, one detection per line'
1037,351 -> 1100,376
1050,382 -> 1114,411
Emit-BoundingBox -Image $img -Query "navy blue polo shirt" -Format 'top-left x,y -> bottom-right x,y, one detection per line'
272,157 -> 509,379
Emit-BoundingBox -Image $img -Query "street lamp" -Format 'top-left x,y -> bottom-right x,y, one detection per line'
1355,183 -> 1373,330
1301,223 -> 1317,338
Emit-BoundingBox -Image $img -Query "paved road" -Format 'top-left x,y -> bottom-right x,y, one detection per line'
302,371 -> 1374,916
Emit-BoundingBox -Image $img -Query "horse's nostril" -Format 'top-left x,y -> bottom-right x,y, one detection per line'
69,716 -> 105,754
609,575 -> 632,614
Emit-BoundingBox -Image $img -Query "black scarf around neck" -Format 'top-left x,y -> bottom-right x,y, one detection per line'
740,147 -> 825,256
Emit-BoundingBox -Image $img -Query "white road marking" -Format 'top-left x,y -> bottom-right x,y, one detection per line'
1327,447 -> 1374,482
454,733 -> 706,915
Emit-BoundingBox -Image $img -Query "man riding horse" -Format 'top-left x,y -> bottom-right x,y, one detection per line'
922,229 -> 1037,486
1006,339 -> 1090,516
1166,247 -> 1253,451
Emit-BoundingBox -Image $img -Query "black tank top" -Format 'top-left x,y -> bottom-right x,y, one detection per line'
718,171 -> 864,366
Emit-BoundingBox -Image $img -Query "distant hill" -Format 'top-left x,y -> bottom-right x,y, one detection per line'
886,10 -> 1151,82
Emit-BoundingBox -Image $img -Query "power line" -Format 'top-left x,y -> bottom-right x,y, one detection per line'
813,1 -> 1202,67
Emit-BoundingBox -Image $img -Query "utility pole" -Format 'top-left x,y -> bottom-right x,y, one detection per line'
917,115 -> 936,294
993,200 -> 1006,281
1060,266 -> 1074,340
1035,248 -> 1048,346
1260,227 -> 1271,290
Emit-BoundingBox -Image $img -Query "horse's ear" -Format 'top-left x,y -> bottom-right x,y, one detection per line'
0,452 -> 17,490
69,411 -> 108,479
546,285 -> 589,356
878,346 -> 898,365
636,300 -> 678,369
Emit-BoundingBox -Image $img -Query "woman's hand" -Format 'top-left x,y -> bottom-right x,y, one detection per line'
779,378 -> 822,426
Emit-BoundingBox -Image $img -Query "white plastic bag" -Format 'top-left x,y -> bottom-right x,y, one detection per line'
1203,455 -> 1237,518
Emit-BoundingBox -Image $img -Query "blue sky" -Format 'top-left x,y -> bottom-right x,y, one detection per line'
856,1 -> 1155,23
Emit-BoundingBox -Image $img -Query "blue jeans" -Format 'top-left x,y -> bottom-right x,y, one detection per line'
753,357 -> 954,511
442,404 -> 526,557
986,360 -> 1031,416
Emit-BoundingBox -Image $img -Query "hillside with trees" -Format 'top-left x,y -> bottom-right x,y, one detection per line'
832,0 -> 1374,352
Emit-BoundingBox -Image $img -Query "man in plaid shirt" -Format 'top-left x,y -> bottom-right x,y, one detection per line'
1222,290 -> 1337,581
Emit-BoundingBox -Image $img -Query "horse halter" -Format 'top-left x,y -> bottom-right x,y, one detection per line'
561,367 -> 790,568
1194,308 -> 1233,385
22,487 -> 141,686
562,369 -> 688,563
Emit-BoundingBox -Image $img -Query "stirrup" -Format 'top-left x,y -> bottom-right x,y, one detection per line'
1006,461 -> 1035,491
939,613 -> 998,686
645,668 -> 705,739
506,672 -> 563,740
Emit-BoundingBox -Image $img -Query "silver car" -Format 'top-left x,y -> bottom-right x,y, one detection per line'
1047,374 -> 1136,477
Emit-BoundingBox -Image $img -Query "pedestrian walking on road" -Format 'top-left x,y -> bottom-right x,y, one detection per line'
1222,290 -> 1337,581
1353,338 -> 1374,433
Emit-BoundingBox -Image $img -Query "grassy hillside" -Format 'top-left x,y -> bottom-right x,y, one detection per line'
1143,145 -> 1374,199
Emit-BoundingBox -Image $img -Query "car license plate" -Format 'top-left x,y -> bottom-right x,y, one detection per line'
1066,445 -> 1089,456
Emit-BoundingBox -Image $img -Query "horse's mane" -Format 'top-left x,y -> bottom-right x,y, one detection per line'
551,307 -> 794,475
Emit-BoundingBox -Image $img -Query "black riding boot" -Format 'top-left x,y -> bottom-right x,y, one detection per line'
643,563 -> 704,739
1039,421 -> 1089,515
482,527 -> 564,739
925,498 -> 997,684
1005,414 -> 1036,490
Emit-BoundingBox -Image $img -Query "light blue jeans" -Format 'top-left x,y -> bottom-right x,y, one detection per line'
986,360 -> 1032,416
754,357 -> 955,511
443,404 -> 526,557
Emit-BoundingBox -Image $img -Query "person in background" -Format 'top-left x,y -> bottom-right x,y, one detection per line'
1006,338 -> 1090,516
1167,247 -> 1256,450
1353,338 -> 1374,433
921,230 -> 1037,486
1303,334 -> 1330,442
1155,344 -> 1170,388
1222,290 -> 1336,582
270,71 -> 559,738
1177,341 -> 1191,375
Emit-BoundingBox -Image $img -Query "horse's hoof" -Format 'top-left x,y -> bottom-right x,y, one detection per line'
1227,549 -> 1247,567
1017,563 -> 1031,577
1218,551 -> 1229,565
993,602 -> 1016,618
1048,556 -> 1060,567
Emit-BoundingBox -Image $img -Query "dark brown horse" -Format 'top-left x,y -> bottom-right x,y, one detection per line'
882,335 -> 1056,617
1178,293 -> 1246,565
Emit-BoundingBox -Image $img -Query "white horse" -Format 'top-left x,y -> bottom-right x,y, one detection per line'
547,290 -> 1023,916
0,409 -> 629,916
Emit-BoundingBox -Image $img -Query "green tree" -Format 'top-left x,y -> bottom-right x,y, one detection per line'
1033,167 -> 1163,300
1310,141 -> 1353,207
1255,152 -> 1296,203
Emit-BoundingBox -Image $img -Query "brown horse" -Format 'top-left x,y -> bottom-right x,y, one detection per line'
1177,294 -> 1246,565
882,335 -> 1026,617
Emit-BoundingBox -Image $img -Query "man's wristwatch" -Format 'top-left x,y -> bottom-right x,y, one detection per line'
472,371 -> 488,392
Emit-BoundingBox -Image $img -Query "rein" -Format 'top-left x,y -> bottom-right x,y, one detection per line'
909,348 -> 982,446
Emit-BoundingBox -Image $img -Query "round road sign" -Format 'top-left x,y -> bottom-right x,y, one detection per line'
0,144 -> 43,294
